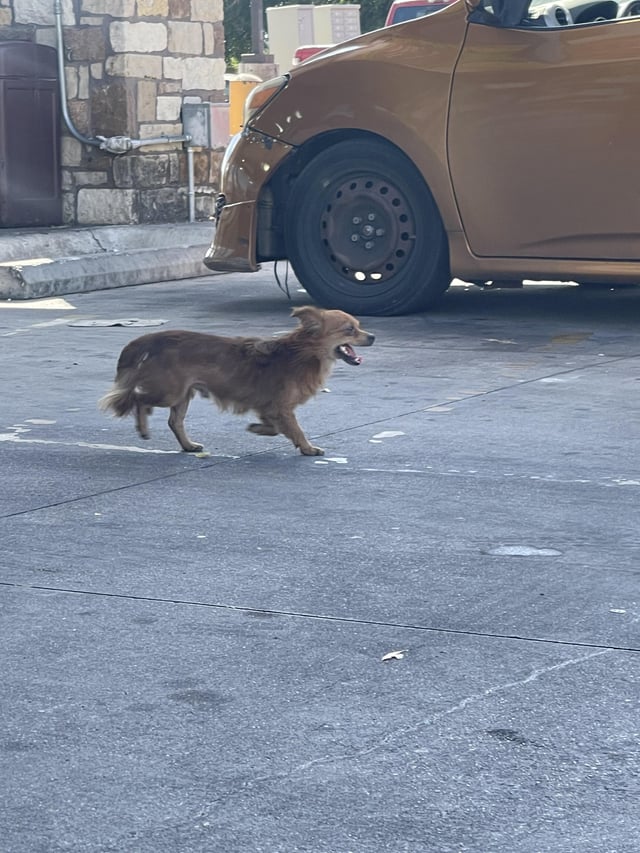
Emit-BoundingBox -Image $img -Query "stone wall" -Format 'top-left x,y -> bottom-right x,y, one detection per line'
0,0 -> 227,225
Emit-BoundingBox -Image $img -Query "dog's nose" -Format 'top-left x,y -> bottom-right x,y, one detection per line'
366,334 -> 375,345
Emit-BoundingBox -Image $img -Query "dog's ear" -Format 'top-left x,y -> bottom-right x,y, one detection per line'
291,305 -> 323,333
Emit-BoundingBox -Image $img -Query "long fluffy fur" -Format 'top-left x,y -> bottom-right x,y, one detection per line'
99,306 -> 374,455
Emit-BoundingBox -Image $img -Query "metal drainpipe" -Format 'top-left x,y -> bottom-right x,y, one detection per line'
54,0 -> 101,147
53,0 -> 196,219
186,147 -> 195,223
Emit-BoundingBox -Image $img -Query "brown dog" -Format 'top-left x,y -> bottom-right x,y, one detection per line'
99,306 -> 375,455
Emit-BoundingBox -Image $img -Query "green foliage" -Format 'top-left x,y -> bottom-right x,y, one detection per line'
223,0 -> 391,68
223,0 -> 252,69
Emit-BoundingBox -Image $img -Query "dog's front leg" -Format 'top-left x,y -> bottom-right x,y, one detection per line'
276,411 -> 324,456
168,397 -> 203,452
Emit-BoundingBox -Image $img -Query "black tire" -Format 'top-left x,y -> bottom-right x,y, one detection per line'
285,138 -> 450,316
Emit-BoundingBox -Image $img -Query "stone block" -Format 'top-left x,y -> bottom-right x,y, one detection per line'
62,192 -> 76,224
68,99 -> 90,132
110,21 -> 167,53
78,66 -> 90,100
91,63 -> 103,80
77,188 -> 138,225
168,152 -> 181,183
182,56 -> 225,91
137,154 -> 171,187
0,9 -> 12,25
139,187 -> 187,223
73,171 -> 109,187
34,27 -> 56,48
191,0 -> 223,23
64,66 -> 78,100
168,0 -> 190,19
137,122 -> 183,151
168,21 -> 202,55
137,79 -> 157,122
81,147 -> 114,171
157,95 -> 181,121
137,0 -> 169,16
212,22 -> 224,56
14,0 -> 72,24
61,137 -> 84,167
113,153 -> 171,188
193,150 -> 210,185
64,27 -> 106,61
82,0 -> 135,17
195,193 -> 216,220
159,80 -> 182,93
106,53 -> 162,79
92,81 -> 134,135
209,149 -> 223,185
112,156 -> 134,187
203,23 -> 214,56
163,56 -> 183,80
2,25 -> 35,41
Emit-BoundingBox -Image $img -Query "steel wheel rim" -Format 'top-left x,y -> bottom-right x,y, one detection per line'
319,174 -> 416,285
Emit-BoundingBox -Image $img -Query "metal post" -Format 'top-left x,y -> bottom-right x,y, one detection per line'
250,0 -> 264,56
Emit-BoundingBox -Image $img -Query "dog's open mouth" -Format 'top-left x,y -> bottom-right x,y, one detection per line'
336,344 -> 362,366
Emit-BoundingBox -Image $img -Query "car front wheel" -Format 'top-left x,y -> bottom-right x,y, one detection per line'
285,139 -> 450,316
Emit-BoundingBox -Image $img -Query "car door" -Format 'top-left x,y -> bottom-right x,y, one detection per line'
447,11 -> 640,260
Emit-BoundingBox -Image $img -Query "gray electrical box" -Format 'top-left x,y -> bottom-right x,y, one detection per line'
182,102 -> 212,147
181,102 -> 230,148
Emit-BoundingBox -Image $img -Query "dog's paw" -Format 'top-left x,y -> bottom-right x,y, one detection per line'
182,442 -> 204,453
300,445 -> 325,456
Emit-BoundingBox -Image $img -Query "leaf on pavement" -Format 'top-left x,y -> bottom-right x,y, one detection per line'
381,650 -> 407,662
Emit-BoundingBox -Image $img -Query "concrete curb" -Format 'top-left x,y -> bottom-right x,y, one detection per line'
0,222 -> 215,300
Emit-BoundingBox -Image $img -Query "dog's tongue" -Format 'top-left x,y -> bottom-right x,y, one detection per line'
338,344 -> 362,365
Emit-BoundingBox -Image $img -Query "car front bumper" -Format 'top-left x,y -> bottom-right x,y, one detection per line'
203,130 -> 294,273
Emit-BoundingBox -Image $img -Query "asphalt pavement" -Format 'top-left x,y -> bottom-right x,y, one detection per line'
1,268 -> 639,853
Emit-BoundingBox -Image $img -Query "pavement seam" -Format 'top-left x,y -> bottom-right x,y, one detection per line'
1,580 -> 639,654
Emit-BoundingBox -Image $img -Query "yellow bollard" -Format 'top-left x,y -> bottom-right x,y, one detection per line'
228,74 -> 262,135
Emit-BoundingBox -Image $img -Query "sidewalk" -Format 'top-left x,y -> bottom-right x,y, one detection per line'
0,221 -> 215,300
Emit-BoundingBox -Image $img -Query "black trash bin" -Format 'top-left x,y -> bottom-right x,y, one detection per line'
0,41 -> 62,228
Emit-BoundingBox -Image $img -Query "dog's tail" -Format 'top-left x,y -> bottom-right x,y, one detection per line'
98,369 -> 138,418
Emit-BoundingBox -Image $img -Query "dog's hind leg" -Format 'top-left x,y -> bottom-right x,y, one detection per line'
168,395 -> 203,452
247,417 -> 278,436
135,402 -> 153,440
274,411 -> 324,456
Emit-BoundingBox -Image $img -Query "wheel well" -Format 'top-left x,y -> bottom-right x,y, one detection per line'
256,130 -> 423,263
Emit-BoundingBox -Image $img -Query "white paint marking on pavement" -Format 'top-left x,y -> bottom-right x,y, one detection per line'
0,297 -> 76,310
1,424 -> 243,457
371,430 -> 405,440
0,431 -> 180,454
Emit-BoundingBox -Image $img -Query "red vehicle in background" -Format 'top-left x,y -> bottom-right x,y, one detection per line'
291,44 -> 334,65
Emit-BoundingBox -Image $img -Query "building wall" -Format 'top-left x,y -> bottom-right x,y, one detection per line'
0,0 -> 226,225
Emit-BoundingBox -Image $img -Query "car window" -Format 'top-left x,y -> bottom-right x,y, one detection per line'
469,1 -> 531,27
472,0 -> 640,27
391,3 -> 451,23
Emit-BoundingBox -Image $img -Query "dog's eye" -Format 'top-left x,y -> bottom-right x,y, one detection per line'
344,325 -> 355,334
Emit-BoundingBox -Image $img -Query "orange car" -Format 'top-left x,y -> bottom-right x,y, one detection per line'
205,0 -> 640,315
